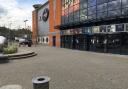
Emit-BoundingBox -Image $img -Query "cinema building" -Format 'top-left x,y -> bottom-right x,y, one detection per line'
32,0 -> 61,46
32,2 -> 50,45
33,0 -> 128,54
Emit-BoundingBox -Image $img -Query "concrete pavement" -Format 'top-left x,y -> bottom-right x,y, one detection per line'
0,46 -> 128,89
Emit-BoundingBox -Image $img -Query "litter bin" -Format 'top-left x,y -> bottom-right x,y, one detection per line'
32,76 -> 50,89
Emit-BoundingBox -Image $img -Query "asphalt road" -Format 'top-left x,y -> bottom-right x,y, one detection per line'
0,46 -> 128,89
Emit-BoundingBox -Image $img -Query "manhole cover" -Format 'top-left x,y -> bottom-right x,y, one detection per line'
0,84 -> 22,89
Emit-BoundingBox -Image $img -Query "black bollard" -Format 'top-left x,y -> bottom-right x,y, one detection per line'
32,76 -> 50,89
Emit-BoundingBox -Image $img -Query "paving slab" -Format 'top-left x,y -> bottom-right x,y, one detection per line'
0,85 -> 22,89
0,46 -> 128,89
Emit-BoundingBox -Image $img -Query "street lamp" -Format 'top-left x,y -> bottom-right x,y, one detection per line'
24,20 -> 29,39
9,22 -> 12,42
24,20 -> 28,29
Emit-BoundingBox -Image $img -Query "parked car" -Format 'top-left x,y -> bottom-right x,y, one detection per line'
19,38 -> 32,47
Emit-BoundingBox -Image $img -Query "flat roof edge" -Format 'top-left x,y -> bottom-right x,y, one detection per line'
37,1 -> 49,11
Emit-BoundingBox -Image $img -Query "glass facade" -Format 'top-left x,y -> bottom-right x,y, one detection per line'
60,0 -> 128,55
60,23 -> 128,54
61,0 -> 128,25
60,23 -> 127,35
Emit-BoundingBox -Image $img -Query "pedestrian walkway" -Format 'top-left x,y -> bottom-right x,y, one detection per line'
0,46 -> 128,89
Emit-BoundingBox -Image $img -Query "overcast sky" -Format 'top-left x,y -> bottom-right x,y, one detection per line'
0,0 -> 47,29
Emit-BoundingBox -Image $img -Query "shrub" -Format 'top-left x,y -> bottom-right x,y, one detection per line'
3,45 -> 18,54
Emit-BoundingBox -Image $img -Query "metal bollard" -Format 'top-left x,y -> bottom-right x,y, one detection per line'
32,76 -> 50,89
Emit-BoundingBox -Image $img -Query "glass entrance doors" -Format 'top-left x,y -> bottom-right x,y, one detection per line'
61,32 -> 128,55
61,34 -> 91,50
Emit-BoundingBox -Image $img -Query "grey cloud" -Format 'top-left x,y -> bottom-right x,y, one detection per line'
0,6 -> 8,16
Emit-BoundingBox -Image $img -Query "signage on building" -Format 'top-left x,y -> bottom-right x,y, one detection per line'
42,8 -> 49,22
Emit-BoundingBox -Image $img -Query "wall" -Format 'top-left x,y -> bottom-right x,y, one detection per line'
49,0 -> 61,47
32,0 -> 61,47
32,10 -> 38,44
37,3 -> 49,44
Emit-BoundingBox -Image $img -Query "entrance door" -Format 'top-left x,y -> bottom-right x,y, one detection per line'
72,35 -> 77,49
53,36 -> 56,47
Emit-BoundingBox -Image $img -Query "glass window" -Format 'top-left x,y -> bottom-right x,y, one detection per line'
46,38 -> 48,42
99,25 -> 107,32
88,14 -> 96,20
65,9 -> 69,15
80,9 -> 87,21
80,0 -> 87,3
80,2 -> 87,9
92,26 -> 100,33
69,6 -> 74,13
107,25 -> 116,32
74,0 -> 80,5
43,38 -> 44,42
64,16 -> 67,24
116,24 -> 124,32
62,0 -> 65,6
97,0 -> 108,5
74,10 -> 80,21
97,3 -> 107,12
122,0 -> 128,8
88,0 -> 96,7
97,12 -> 107,19
82,27 -> 92,34
62,10 -> 65,16
68,12 -> 74,23
74,10 -> 79,18
87,27 -> 93,33
63,9 -> 69,24
122,8 -> 128,15
61,16 -> 65,24
108,0 -> 118,2
39,16 -> 41,21
65,0 -> 69,4
126,24 -> 128,31
61,0 -> 126,26
108,0 -> 121,11
108,9 -> 121,17
82,27 -> 86,33
88,6 -> 96,15
73,3 -> 79,12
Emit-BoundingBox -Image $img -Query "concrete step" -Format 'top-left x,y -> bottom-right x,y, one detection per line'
9,52 -> 37,60
8,52 -> 35,57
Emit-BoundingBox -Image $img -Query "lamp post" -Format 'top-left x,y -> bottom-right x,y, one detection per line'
9,22 -> 12,42
24,20 -> 28,39
24,20 -> 28,29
